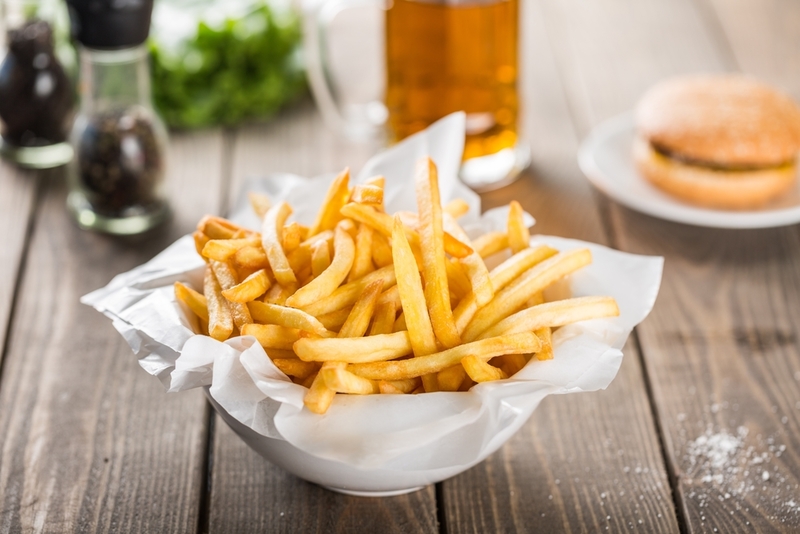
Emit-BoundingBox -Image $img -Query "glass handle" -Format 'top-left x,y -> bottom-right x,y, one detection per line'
303,0 -> 387,141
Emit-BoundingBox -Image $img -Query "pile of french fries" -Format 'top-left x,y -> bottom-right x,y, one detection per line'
175,157 -> 620,414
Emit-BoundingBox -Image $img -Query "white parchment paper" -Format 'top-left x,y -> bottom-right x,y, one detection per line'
83,113 -> 663,471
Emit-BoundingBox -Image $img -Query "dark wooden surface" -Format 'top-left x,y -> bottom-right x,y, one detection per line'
1,0 -> 800,532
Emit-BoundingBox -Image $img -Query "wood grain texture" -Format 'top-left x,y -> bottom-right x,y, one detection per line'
0,162 -> 37,370
438,1 -> 679,532
0,130 -> 224,533
209,415 -> 439,534
538,0 -> 800,529
208,104 -> 440,532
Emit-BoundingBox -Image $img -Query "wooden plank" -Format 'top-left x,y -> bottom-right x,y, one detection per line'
0,130 -> 225,532
537,0 -> 800,530
208,105 -> 439,532
0,162 -> 37,370
439,1 -> 679,532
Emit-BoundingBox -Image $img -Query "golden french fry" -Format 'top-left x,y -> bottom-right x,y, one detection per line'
221,269 -> 271,303
462,355 -> 507,382
443,198 -> 470,219
288,230 -> 333,271
242,323 -> 301,350
294,331 -> 412,363
534,326 -> 553,361
321,366 -> 379,395
369,300 -> 397,336
197,215 -> 241,239
443,213 -> 493,307
273,358 -> 319,380
210,261 -> 253,328
233,245 -> 270,270
308,168 -> 350,236
301,371 -> 319,389
415,158 -> 460,348
437,364 -> 467,391
340,202 -> 473,259
338,279 -> 384,338
349,332 -> 541,380
351,184 -> 384,206
462,249 -> 592,341
248,192 -> 271,219
194,231 -> 210,257
304,361 -> 345,414
261,201 -> 297,286
285,224 -> 355,309
204,266 -> 233,341
174,282 -> 209,323
316,307 -> 352,331
393,312 -> 407,333
300,265 -> 396,317
310,239 -> 331,278
348,223 -> 375,282
392,216 -> 438,357
264,283 -> 295,305
507,200 -> 530,254
480,296 -> 620,340
528,291 -> 545,306
247,301 -> 331,337
446,259 -> 471,300
282,221 -> 303,252
371,232 -> 393,267
378,378 -> 419,394
202,237 -> 262,262
472,231 -> 509,259
496,353 -> 527,376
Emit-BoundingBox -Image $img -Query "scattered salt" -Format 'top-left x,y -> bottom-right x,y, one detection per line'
763,471 -> 770,482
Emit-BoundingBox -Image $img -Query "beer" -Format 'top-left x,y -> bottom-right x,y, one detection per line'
385,0 -> 519,161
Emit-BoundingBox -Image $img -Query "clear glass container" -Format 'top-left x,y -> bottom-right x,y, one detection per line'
0,0 -> 74,168
67,45 -> 169,235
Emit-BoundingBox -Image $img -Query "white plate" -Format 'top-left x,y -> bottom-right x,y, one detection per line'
578,113 -> 800,229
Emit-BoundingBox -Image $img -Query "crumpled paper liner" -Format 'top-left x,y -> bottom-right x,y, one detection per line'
83,113 -> 663,471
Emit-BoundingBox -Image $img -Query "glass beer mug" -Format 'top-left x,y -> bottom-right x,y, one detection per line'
304,0 -> 530,191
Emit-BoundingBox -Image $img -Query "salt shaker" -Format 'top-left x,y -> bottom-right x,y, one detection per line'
66,0 -> 169,235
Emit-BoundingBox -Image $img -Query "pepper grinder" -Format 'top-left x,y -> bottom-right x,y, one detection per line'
66,0 -> 169,235
0,0 -> 74,168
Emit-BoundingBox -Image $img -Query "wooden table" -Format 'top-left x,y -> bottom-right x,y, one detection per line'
1,0 -> 799,531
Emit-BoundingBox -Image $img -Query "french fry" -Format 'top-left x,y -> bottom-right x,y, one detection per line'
193,231 -> 210,257
392,216 -> 438,358
210,261 -> 253,328
534,326 -> 554,361
369,300 -> 397,336
437,364 -> 467,391
351,184 -> 384,206
443,213 -> 493,307
338,279 -> 384,338
294,331 -> 412,363
462,355 -> 507,382
264,283 -> 295,305
221,269 -> 271,303
496,353 -> 527,376
274,358 -> 319,380
321,366 -> 379,395
247,301 -> 331,337
340,202 -> 473,259
282,221 -> 303,252
507,200 -> 530,254
248,192 -> 272,219
478,296 -> 620,340
316,307 -> 352,331
233,245 -> 270,270
304,361 -> 345,414
261,201 -> 297,286
204,266 -> 233,341
472,231 -> 508,259
462,249 -> 593,341
308,168 -> 350,236
371,232 -> 393,267
174,282 -> 209,323
242,323 -> 301,350
310,239 -> 331,278
348,223 -> 375,282
202,237 -> 262,262
300,265 -> 396,317
349,332 -> 541,380
197,215 -> 241,239
378,378 -> 419,394
285,224 -> 355,309
443,198 -> 470,219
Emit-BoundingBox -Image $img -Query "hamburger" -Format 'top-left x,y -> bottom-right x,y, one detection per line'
633,74 -> 800,210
